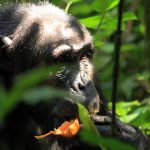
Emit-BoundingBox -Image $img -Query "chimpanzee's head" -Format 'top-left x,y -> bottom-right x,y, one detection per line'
0,2 -> 100,119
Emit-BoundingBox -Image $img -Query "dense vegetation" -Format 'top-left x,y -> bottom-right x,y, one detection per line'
0,0 -> 149,149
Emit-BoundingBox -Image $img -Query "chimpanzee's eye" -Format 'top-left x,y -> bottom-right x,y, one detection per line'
85,49 -> 94,58
80,49 -> 94,60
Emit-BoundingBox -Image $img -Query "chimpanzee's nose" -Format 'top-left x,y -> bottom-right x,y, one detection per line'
75,72 -> 89,91
78,72 -> 100,114
69,72 -> 100,115
70,72 -> 90,93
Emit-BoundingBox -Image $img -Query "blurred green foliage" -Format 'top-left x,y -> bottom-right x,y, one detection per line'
0,65 -> 67,123
0,0 -> 150,149
78,103 -> 136,150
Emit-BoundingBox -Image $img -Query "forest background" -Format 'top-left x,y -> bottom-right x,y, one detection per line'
0,0 -> 149,149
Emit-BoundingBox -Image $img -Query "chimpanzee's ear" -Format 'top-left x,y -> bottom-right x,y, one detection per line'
0,35 -> 12,47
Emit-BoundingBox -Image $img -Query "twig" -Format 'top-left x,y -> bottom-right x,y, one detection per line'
111,0 -> 124,137
65,1 -> 73,13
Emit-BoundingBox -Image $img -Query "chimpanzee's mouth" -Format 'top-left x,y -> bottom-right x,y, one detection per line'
38,95 -> 110,139
48,98 -> 111,137
53,99 -> 98,120
51,96 -> 106,128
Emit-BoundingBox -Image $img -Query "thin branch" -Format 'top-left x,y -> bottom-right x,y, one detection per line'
111,0 -> 124,137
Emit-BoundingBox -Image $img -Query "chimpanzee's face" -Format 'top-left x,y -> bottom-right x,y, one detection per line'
50,43 -> 100,117
42,22 -> 100,118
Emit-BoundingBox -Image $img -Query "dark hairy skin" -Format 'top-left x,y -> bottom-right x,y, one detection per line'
0,2 -> 149,150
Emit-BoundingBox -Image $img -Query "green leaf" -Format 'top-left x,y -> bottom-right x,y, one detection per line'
80,12 -> 137,30
0,66 -> 61,121
22,86 -> 67,104
80,15 -> 100,29
79,129 -> 101,146
14,66 -> 59,90
70,3 -> 92,16
109,101 -> 141,122
80,129 -> 135,150
136,71 -> 150,81
122,12 -> 138,21
108,0 -> 120,10
77,103 -> 98,134
131,106 -> 150,125
91,0 -> 109,12
77,103 -> 134,149
91,0 -> 119,12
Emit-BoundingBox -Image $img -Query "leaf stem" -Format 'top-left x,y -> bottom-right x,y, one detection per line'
65,1 -> 73,13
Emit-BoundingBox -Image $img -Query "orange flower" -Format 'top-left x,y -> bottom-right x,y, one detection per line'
34,119 -> 80,139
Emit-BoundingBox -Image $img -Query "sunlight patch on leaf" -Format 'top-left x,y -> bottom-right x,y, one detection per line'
91,0 -> 119,12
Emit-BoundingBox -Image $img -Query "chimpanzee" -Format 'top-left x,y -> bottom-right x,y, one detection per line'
0,2 -> 149,150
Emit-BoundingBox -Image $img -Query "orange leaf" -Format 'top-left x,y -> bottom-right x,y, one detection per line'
34,119 -> 80,139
